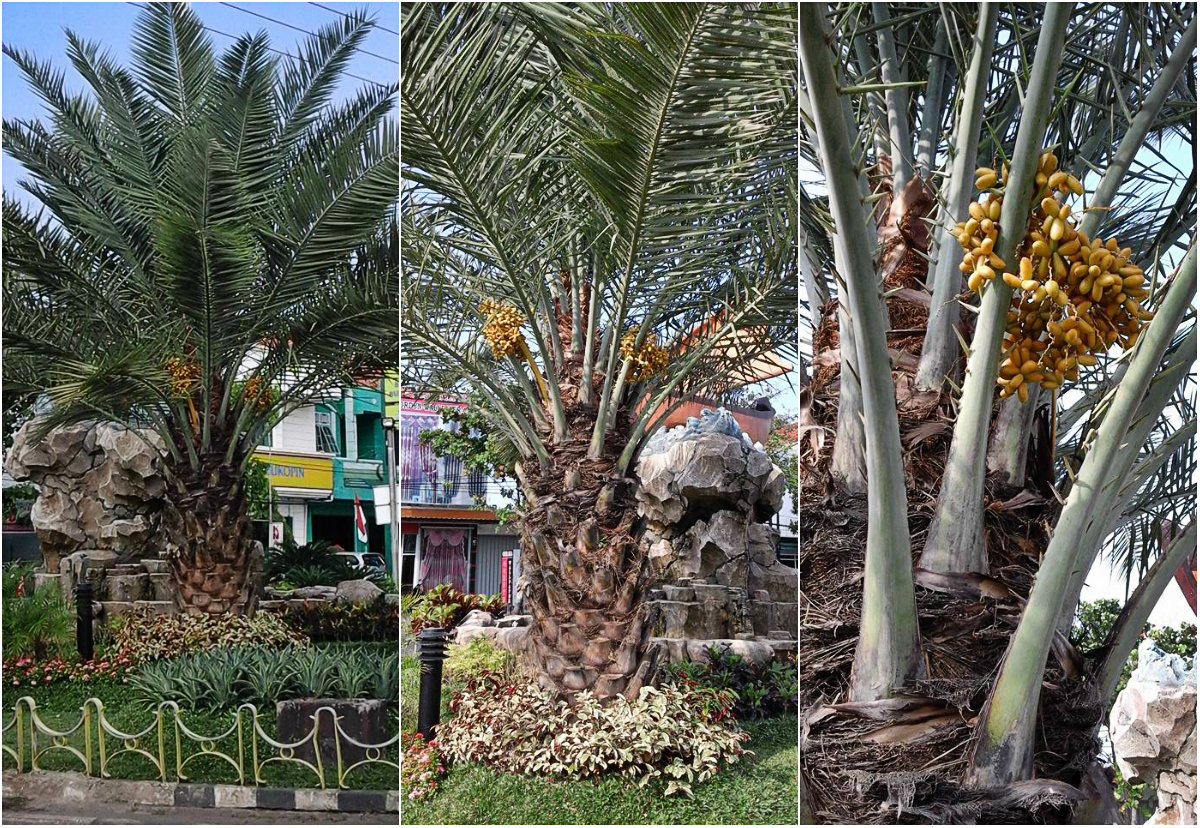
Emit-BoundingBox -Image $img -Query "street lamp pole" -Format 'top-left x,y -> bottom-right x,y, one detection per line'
383,417 -> 401,585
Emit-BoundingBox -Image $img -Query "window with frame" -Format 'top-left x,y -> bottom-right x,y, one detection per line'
315,410 -> 338,454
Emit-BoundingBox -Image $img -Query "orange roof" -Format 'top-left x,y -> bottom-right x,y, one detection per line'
400,506 -> 498,522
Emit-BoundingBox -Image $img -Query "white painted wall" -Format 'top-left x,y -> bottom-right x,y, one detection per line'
277,502 -> 309,545
270,407 -> 320,455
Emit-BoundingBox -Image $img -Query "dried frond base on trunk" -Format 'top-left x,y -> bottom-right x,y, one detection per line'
161,459 -> 257,616
797,295 -> 1104,823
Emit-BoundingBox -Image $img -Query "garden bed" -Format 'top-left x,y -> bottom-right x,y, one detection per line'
400,636 -> 799,824
2,670 -> 398,791
402,715 -> 798,825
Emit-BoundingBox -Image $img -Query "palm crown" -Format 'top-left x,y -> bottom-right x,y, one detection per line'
2,1 -> 399,476
401,3 -> 797,475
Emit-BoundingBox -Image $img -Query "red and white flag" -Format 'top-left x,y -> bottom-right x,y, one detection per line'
354,494 -> 368,545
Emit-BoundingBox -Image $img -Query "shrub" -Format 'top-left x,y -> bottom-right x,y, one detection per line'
2,563 -> 72,662
444,636 -> 515,682
265,538 -> 357,586
436,672 -> 749,796
128,644 -> 399,710
369,572 -> 399,594
409,584 -> 505,633
664,647 -> 798,720
112,610 -> 307,664
273,595 -> 398,642
401,732 -> 446,801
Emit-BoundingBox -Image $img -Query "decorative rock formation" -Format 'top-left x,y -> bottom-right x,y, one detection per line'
635,410 -> 797,642
1110,640 -> 1197,825
335,579 -> 384,605
478,409 -> 798,678
6,419 -> 167,571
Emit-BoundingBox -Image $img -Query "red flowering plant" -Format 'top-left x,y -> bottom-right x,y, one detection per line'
5,653 -> 135,689
401,731 -> 447,801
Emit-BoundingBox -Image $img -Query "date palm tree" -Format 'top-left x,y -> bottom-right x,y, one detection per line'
799,2 -> 1194,821
2,3 -> 398,615
401,3 -> 797,698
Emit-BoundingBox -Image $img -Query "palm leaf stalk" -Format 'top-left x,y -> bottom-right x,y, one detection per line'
799,2 -> 920,701
870,2 -> 914,193
2,3 -> 398,615
914,6 -> 998,393
1097,520 -> 1197,702
985,14 -> 1199,484
920,3 -> 1072,574
913,20 -> 951,180
401,3 -> 796,699
1054,327 -> 1197,633
968,244 -> 1196,786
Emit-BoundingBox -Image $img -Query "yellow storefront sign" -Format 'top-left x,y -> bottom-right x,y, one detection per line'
252,451 -> 333,490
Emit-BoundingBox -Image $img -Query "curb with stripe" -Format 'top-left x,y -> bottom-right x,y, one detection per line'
2,770 -> 399,814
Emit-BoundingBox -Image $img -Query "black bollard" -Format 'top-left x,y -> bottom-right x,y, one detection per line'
75,581 -> 94,662
416,627 -> 447,740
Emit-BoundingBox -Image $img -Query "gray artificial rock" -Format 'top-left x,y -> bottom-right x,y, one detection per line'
6,418 -> 167,570
1110,643 -> 1197,825
461,610 -> 496,628
334,579 -> 384,605
634,416 -> 797,658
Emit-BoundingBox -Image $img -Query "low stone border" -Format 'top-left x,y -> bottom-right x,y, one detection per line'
2,770 -> 398,813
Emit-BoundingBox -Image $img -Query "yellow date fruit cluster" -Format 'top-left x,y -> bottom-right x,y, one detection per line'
165,356 -> 200,397
952,151 -> 1153,404
243,375 -> 275,413
480,299 -> 527,358
619,326 -> 669,382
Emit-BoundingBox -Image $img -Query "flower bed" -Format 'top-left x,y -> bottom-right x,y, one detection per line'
5,655 -> 134,689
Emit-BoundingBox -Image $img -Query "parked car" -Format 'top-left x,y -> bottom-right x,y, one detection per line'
336,551 -> 385,575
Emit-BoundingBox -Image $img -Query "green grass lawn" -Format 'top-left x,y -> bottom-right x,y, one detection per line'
4,656 -> 398,791
401,659 -> 798,828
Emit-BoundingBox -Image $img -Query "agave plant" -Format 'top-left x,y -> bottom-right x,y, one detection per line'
238,646 -> 298,706
797,2 -> 1195,821
334,648 -> 377,699
402,3 -> 797,699
1,2 -> 398,615
293,647 -> 339,699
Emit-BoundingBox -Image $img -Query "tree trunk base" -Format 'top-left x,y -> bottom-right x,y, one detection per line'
800,278 -> 1103,822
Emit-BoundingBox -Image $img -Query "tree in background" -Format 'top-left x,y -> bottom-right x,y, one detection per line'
2,2 -> 397,615
402,3 -> 797,698
798,3 -> 1195,820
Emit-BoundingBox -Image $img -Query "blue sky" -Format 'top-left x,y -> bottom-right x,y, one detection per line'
2,1 -> 398,202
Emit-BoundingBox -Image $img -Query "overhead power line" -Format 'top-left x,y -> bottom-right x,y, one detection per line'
221,2 -> 398,65
310,2 -> 399,37
121,2 -> 394,91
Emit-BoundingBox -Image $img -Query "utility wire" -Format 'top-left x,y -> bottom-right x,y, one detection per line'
121,2 -> 393,91
221,2 -> 398,65
310,2 -> 399,37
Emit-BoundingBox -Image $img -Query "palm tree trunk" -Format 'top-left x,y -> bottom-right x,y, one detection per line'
921,4 -> 1071,574
968,245 -> 1196,787
800,4 -> 921,700
161,455 -> 258,616
519,446 -> 653,700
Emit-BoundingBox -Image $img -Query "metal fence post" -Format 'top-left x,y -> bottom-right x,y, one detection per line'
416,627 -> 447,739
